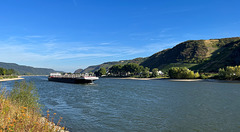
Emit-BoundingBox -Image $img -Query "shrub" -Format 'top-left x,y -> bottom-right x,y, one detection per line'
200,74 -> 208,79
218,65 -> 240,80
9,81 -> 40,109
152,68 -> 159,77
168,67 -> 200,79
0,81 -> 66,131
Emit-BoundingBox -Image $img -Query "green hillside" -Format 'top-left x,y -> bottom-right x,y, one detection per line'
141,37 -> 240,72
0,62 -> 58,75
76,57 -> 146,73
76,37 -> 240,73
192,38 -> 240,72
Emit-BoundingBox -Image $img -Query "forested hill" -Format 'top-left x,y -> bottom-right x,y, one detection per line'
75,58 -> 146,73
191,37 -> 240,72
75,37 -> 240,73
0,62 -> 58,75
141,37 -> 240,72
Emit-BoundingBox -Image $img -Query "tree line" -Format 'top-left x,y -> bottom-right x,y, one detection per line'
0,67 -> 17,76
94,63 -> 240,80
95,63 -> 162,78
218,65 -> 240,80
168,67 -> 200,79
169,65 -> 240,80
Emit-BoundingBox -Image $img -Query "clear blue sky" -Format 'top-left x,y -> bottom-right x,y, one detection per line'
0,0 -> 240,72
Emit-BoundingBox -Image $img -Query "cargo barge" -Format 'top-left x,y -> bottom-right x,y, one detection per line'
48,73 -> 99,84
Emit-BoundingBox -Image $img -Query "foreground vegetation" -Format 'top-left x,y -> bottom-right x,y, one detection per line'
0,81 -> 66,131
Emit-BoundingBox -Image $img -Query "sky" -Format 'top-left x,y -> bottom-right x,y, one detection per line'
0,0 -> 240,72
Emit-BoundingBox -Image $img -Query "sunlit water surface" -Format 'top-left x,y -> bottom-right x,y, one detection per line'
2,76 -> 240,132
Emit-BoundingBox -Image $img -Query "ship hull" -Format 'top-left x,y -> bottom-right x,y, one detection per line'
48,77 -> 94,84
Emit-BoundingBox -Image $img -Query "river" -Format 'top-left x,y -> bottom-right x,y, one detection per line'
1,76 -> 240,132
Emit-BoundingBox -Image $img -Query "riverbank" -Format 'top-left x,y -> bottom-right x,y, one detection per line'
106,77 -> 167,80
0,81 -> 68,131
0,77 -> 24,82
168,79 -> 205,82
168,79 -> 240,83
0,96 -> 67,131
20,75 -> 48,77
107,77 -> 240,83
109,78 -> 206,81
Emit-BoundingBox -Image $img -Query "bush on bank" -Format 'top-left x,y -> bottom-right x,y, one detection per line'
0,81 -> 66,131
168,67 -> 200,79
218,65 -> 240,80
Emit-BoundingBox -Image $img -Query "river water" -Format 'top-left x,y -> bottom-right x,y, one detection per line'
1,76 -> 240,132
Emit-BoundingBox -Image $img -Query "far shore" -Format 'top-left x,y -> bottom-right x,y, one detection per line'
19,75 -> 48,77
168,79 -> 205,82
0,77 -> 24,82
104,77 -> 240,83
107,77 -> 205,81
105,77 -> 167,80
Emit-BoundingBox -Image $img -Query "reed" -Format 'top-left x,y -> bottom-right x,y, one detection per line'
0,81 -> 67,132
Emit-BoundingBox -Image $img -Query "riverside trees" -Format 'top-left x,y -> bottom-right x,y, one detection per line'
152,68 -> 159,77
218,65 -> 240,80
94,67 -> 107,77
0,67 -> 17,75
109,63 -> 152,78
168,67 -> 200,79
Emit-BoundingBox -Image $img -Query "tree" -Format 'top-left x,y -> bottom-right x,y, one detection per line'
218,65 -> 240,80
95,67 -> 107,77
194,72 -> 200,78
109,65 -> 123,76
123,63 -> 141,75
152,68 -> 159,77
142,67 -> 150,78
0,68 -> 6,75
109,63 -> 150,77
168,67 -> 199,79
6,69 -> 16,75
98,67 -> 106,76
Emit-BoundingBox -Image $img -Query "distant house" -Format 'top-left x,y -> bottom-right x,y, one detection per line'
158,71 -> 164,75
150,70 -> 164,76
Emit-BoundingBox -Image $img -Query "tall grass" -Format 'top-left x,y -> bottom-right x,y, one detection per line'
10,81 -> 40,109
0,81 -> 67,132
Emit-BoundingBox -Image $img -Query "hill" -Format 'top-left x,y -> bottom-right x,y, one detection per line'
76,57 -> 146,73
0,62 -> 58,75
75,37 -> 240,73
74,69 -> 83,74
141,37 -> 240,72
191,38 -> 240,72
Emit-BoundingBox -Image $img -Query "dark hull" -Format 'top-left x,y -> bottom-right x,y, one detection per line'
48,77 -> 94,84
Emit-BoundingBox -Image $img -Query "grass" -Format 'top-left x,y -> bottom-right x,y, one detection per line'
0,81 -> 67,132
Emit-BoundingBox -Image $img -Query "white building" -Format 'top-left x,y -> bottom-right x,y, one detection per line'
50,73 -> 62,76
158,71 -> 164,75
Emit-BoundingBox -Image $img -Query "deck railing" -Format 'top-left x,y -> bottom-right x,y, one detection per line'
50,74 -> 96,78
